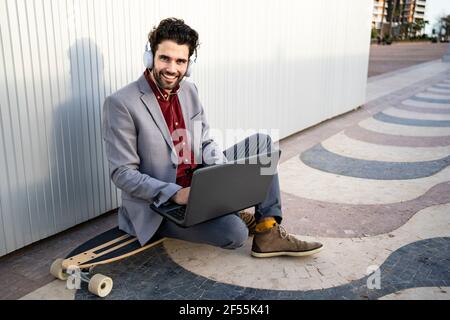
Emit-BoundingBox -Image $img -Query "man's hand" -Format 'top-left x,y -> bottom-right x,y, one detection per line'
171,187 -> 190,205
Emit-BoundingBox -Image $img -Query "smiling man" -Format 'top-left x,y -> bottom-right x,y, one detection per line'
151,41 -> 186,89
102,18 -> 323,257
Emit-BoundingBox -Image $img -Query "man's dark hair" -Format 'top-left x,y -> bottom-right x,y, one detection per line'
148,18 -> 199,59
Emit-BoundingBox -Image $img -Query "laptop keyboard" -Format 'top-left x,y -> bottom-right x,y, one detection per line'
166,206 -> 187,220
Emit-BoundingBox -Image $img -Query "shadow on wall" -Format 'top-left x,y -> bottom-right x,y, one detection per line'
10,38 -> 119,254
56,37 -> 119,227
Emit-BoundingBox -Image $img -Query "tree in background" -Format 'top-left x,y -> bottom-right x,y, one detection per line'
439,14 -> 450,41
412,19 -> 428,38
399,0 -> 408,39
380,0 -> 388,41
387,0 -> 399,39
380,0 -> 395,43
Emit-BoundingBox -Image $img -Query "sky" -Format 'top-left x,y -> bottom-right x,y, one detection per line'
424,0 -> 450,35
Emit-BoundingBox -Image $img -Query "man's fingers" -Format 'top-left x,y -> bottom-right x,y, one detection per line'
181,187 -> 190,204
172,187 -> 190,205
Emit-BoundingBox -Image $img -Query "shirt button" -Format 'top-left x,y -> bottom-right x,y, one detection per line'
175,122 -> 178,126
184,159 -> 188,163
182,142 -> 186,146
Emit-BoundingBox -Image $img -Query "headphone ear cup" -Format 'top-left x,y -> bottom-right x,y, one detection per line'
143,49 -> 153,69
185,59 -> 194,77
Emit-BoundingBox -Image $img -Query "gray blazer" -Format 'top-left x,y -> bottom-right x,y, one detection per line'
102,75 -> 225,245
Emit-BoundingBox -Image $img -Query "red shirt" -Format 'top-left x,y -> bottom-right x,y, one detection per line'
144,69 -> 197,187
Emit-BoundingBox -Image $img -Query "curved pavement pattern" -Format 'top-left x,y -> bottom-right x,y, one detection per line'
395,103 -> 450,114
384,107 -> 450,120
416,92 -> 450,100
75,204 -> 450,299
279,159 -> 450,204
345,125 -> 450,147
403,99 -> 450,109
76,238 -> 450,300
379,287 -> 450,300
358,117 -> 450,136
427,87 -> 450,95
410,95 -> 450,104
373,112 -> 450,127
301,144 -> 450,180
321,131 -> 450,161
279,182 -> 450,237
434,84 -> 450,90
65,76 -> 450,300
77,78 -> 450,300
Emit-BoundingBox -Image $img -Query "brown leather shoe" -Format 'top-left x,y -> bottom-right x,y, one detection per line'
239,210 -> 256,236
251,223 -> 323,258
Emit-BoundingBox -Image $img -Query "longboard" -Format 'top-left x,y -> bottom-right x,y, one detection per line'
50,227 -> 165,297
63,227 -> 164,269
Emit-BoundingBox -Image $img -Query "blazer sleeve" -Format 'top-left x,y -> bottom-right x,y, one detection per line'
102,95 -> 181,206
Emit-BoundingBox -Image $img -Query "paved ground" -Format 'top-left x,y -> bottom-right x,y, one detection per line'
368,42 -> 448,77
2,45 -> 450,300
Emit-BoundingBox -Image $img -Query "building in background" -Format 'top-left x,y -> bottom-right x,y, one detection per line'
372,0 -> 389,30
403,0 -> 427,24
372,0 -> 428,39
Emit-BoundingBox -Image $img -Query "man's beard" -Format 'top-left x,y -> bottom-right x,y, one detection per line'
153,69 -> 183,91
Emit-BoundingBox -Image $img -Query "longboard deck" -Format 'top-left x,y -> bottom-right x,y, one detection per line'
62,227 -> 165,269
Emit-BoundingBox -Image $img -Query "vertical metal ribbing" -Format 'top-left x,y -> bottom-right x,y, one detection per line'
0,0 -> 371,255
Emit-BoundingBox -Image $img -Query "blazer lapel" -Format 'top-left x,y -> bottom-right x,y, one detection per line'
178,82 -> 200,161
177,85 -> 191,134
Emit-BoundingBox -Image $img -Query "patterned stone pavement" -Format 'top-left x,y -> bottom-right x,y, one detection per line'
20,64 -> 450,300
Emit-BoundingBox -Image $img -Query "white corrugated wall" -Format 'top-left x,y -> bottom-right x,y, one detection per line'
0,0 -> 372,256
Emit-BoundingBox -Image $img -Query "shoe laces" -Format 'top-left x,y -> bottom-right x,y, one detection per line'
277,225 -> 293,242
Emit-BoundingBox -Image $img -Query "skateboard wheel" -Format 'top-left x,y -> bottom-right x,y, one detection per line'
50,258 -> 68,281
88,274 -> 113,298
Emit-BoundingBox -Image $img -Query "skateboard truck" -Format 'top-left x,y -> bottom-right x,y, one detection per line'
49,228 -> 165,298
50,259 -> 113,297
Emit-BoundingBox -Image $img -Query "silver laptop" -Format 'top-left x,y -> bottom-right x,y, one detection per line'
150,151 -> 280,227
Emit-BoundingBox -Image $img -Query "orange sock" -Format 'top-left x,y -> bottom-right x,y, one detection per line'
255,217 -> 277,233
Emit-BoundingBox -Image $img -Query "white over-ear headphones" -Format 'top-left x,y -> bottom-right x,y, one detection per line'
143,41 -> 194,77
